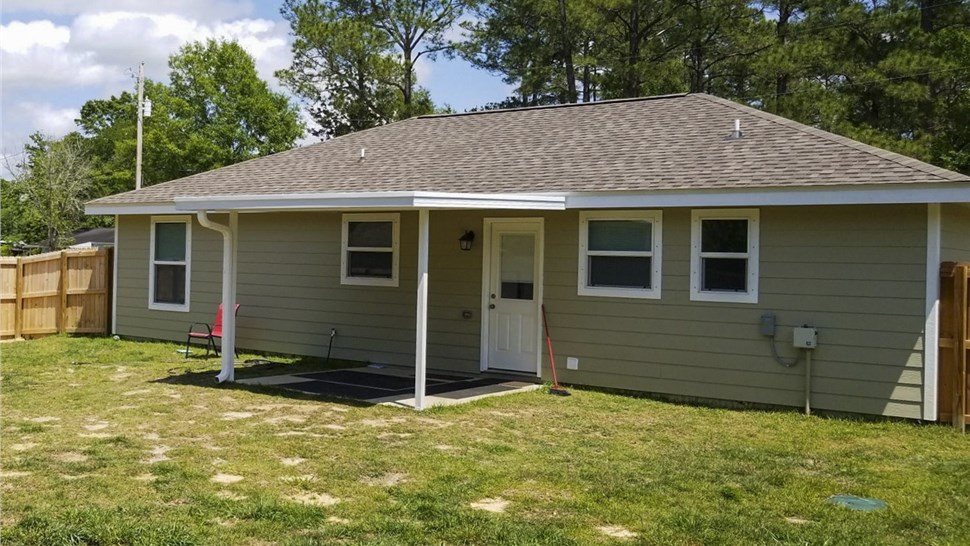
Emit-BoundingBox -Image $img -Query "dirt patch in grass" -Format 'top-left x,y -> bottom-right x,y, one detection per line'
288,492 -> 339,506
597,525 -> 638,539
211,473 -> 244,484
470,498 -> 509,513
361,472 -> 407,487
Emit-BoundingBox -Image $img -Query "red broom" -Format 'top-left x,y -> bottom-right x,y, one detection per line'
541,304 -> 570,396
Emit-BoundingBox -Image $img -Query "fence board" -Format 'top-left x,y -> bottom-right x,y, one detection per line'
0,249 -> 111,339
0,259 -> 17,337
939,261 -> 970,431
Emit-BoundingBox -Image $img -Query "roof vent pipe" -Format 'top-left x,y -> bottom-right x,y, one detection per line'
731,119 -> 743,139
360,148 -> 366,160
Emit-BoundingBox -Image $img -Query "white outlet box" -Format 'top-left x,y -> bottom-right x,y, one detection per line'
566,357 -> 579,370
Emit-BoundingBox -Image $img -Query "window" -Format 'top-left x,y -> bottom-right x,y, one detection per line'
690,209 -> 759,304
578,210 -> 662,299
341,213 -> 399,287
149,216 -> 191,311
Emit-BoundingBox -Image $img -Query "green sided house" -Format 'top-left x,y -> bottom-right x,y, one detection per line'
86,93 -> 970,418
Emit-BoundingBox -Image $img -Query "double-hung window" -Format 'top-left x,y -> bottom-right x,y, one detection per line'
150,216 -> 191,311
578,210 -> 662,299
690,209 -> 759,303
341,213 -> 399,287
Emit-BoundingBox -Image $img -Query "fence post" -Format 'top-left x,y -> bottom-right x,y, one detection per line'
953,264 -> 970,432
14,257 -> 23,339
60,250 -> 68,334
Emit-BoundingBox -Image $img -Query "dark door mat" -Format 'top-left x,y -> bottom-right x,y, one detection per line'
275,380 -> 396,400
295,370 -> 430,390
425,372 -> 475,382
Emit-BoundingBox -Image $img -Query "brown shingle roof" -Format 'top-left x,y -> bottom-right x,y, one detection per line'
89,93 -> 969,206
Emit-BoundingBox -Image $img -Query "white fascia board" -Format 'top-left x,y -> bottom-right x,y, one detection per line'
173,191 -> 566,212
410,192 -> 565,210
565,184 -> 970,209
86,203 -> 181,215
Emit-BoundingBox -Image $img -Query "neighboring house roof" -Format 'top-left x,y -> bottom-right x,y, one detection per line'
87,93 -> 969,209
71,228 -> 115,246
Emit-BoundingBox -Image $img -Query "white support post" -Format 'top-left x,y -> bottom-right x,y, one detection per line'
196,210 -> 237,383
924,203 -> 941,421
414,209 -> 430,410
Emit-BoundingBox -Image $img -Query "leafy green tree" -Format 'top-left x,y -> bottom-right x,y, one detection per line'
169,39 -> 304,170
11,133 -> 94,249
78,39 -> 303,195
591,0 -> 686,98
462,0 -> 597,104
279,0 -> 457,138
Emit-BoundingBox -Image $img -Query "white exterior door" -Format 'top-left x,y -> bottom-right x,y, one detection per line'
483,220 -> 542,374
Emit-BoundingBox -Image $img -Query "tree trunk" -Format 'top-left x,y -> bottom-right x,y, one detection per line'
557,0 -> 578,103
625,6 -> 641,98
774,1 -> 791,115
402,45 -> 414,114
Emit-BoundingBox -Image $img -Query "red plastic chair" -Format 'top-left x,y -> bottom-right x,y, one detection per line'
185,304 -> 240,358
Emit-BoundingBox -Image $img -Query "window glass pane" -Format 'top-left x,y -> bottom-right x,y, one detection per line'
702,257 -> 747,292
501,282 -> 534,300
588,220 -> 651,252
155,223 -> 186,262
348,251 -> 393,278
701,219 -> 747,253
154,264 -> 186,304
500,234 -> 535,300
348,221 -> 392,248
589,256 -> 651,288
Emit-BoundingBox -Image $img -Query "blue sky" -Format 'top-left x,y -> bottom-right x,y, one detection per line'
0,0 -> 514,177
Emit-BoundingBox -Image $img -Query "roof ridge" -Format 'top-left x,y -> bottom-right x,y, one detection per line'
690,93 -> 968,182
419,93 -> 689,119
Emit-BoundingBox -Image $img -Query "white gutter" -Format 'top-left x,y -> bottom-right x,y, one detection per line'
172,191 -> 567,212
196,210 -> 237,383
565,184 -> 970,209
87,184 -> 970,216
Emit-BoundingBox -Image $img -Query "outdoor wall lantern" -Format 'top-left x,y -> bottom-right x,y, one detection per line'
459,230 -> 475,251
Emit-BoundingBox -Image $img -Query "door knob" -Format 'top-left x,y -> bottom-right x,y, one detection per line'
489,304 -> 495,309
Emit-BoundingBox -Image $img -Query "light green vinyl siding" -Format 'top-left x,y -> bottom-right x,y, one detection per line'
116,204 -> 929,418
543,205 -> 927,419
941,204 -> 970,263
117,212 -> 481,373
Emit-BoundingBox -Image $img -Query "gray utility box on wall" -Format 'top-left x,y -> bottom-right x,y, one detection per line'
793,327 -> 818,349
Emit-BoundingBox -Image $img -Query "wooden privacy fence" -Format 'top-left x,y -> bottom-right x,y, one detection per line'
940,261 -> 970,431
1,248 -> 112,339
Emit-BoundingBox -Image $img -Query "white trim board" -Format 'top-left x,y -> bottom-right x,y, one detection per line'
479,217 -> 545,377
923,203 -> 941,421
565,184 -> 970,209
111,215 -> 119,335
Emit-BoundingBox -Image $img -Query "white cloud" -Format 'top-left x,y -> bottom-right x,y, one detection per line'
19,102 -> 80,137
0,20 -> 70,54
1,0 -> 256,21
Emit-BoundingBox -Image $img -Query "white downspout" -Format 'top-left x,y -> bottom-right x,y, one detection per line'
196,210 -> 237,383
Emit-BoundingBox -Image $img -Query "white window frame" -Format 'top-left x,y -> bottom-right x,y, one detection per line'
149,215 -> 191,312
341,212 -> 400,287
578,210 -> 663,299
690,208 -> 759,304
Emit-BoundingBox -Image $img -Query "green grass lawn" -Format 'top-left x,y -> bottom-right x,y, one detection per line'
2,336 -> 969,545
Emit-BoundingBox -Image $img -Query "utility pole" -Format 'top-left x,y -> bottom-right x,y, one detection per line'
135,61 -> 144,190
